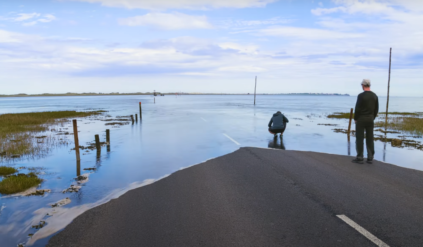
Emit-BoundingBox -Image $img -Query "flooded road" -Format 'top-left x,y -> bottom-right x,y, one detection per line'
0,95 -> 422,246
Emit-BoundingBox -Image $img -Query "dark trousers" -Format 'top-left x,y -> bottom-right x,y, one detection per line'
355,117 -> 375,159
269,126 -> 286,134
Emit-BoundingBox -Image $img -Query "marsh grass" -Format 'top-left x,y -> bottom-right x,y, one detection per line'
375,117 -> 423,136
327,112 -> 423,119
327,112 -> 353,119
0,111 -> 105,159
0,173 -> 42,195
0,166 -> 18,176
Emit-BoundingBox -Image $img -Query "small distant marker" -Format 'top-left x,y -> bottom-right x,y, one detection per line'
337,215 -> 390,247
223,134 -> 240,146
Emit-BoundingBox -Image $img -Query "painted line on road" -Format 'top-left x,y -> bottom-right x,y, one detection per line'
223,134 -> 240,146
337,215 -> 390,247
200,117 -> 207,122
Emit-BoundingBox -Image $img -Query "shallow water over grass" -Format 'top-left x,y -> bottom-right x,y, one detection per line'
0,95 -> 423,246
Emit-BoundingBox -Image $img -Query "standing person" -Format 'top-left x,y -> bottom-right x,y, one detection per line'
268,111 -> 289,138
352,79 -> 379,164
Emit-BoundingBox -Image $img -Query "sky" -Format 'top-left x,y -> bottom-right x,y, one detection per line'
0,0 -> 422,96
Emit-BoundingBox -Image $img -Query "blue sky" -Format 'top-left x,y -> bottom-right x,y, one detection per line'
0,0 -> 422,96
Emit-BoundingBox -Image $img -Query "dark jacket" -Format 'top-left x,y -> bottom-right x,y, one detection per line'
268,112 -> 289,129
354,91 -> 379,121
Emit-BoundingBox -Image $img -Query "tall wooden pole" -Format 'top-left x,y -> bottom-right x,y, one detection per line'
347,108 -> 353,141
72,120 -> 80,161
385,48 -> 392,129
254,76 -> 257,105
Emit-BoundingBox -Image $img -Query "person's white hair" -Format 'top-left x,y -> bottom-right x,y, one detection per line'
361,79 -> 371,87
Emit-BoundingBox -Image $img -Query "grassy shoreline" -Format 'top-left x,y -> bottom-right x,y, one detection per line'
0,110 -> 105,159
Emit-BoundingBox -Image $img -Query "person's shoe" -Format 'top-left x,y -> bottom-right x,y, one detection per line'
366,158 -> 373,164
352,158 -> 364,164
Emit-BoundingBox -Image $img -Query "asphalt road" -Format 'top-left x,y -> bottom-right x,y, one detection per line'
47,147 -> 423,247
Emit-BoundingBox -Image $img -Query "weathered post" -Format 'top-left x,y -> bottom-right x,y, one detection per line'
135,114 -> 138,123
347,108 -> 354,141
131,115 -> 134,124
95,134 -> 101,150
254,76 -> 257,105
385,47 -> 392,130
140,102 -> 142,120
72,119 -> 80,161
106,129 -> 110,152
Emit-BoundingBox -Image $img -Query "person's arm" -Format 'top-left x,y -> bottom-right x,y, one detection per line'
374,95 -> 379,120
283,115 -> 289,123
268,118 -> 273,128
354,94 -> 361,121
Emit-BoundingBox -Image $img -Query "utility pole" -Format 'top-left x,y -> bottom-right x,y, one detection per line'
385,48 -> 392,129
254,76 -> 257,105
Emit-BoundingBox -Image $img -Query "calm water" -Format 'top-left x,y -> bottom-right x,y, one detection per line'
0,95 -> 422,246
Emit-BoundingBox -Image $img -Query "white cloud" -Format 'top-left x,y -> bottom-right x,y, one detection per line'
118,12 -> 212,30
13,13 -> 41,21
0,13 -> 56,26
259,26 -> 363,39
69,0 -> 275,10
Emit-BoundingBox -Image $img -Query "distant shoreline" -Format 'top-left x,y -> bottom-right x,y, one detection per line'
0,93 -> 350,98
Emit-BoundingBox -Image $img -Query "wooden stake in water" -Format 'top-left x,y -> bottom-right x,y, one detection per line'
385,48 -> 392,129
131,115 -> 134,124
254,76 -> 257,105
106,129 -> 110,152
135,114 -> 138,123
140,102 -> 142,120
347,108 -> 354,141
95,134 -> 101,150
72,119 -> 80,161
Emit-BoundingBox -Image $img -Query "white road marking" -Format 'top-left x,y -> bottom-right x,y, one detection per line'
201,117 -> 207,122
337,215 -> 390,247
223,134 -> 240,145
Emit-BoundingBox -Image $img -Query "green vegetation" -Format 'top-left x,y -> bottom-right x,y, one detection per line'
0,166 -> 18,176
375,117 -> 423,136
0,110 -> 105,158
327,112 -> 352,119
0,173 -> 42,195
328,112 -> 422,119
379,112 -> 422,116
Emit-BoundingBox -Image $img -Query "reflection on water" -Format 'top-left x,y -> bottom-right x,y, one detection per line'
268,136 -> 286,150
0,95 -> 422,246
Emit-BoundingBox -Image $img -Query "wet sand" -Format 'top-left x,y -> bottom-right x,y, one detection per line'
46,147 -> 423,247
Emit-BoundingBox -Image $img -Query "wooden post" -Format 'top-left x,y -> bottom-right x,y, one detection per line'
140,102 -> 142,120
72,119 -> 80,161
135,114 -> 138,123
385,47 -> 392,129
254,76 -> 257,105
95,134 -> 101,150
347,108 -> 354,141
106,129 -> 110,152
131,115 -> 134,124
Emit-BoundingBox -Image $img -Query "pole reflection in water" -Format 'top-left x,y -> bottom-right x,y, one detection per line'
76,160 -> 81,176
106,129 -> 110,152
348,140 -> 351,156
268,137 -> 286,150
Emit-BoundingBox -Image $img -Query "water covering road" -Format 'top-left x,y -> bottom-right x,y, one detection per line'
0,95 -> 422,246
